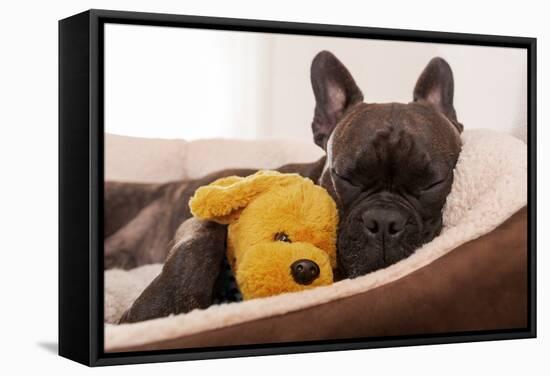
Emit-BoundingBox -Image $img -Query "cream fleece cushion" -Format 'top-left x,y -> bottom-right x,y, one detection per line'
104,129 -> 527,351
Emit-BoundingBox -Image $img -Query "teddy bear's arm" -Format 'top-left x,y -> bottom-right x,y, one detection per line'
119,218 -> 227,323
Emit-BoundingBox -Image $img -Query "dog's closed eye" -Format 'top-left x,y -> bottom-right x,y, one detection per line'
421,177 -> 447,192
332,168 -> 360,187
274,232 -> 292,243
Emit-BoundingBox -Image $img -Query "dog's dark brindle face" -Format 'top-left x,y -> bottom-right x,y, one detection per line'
311,51 -> 463,278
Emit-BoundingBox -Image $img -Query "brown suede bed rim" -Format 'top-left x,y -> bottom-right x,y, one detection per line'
111,206 -> 528,352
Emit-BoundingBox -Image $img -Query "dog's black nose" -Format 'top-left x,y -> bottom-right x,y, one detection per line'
290,259 -> 320,285
362,208 -> 407,239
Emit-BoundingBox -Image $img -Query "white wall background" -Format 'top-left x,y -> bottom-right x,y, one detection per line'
106,25 -> 526,142
0,0 -> 547,375
105,25 -> 272,139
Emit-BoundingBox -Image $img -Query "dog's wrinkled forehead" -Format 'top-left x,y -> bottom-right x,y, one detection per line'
328,102 -> 461,174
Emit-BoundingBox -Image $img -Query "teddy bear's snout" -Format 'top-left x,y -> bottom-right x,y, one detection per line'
290,259 -> 320,285
235,242 -> 333,299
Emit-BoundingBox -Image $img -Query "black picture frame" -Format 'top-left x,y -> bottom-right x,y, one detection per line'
59,9 -> 537,367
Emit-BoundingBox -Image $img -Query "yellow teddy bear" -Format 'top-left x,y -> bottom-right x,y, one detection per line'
189,170 -> 338,300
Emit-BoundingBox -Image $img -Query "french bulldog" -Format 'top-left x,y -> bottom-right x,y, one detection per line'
310,51 -> 463,277
108,51 -> 462,322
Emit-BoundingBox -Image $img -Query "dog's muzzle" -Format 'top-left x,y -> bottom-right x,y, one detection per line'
337,195 -> 426,278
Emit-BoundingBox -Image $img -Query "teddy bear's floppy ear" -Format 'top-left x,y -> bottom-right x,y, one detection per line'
189,170 -> 306,224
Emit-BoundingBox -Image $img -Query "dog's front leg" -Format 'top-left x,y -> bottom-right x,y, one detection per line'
119,218 -> 226,323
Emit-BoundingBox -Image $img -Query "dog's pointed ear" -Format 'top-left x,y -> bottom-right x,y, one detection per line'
189,171 -> 303,224
311,51 -> 364,149
413,57 -> 463,133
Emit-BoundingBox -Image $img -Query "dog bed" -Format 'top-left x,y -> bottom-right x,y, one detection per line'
104,129 -> 527,352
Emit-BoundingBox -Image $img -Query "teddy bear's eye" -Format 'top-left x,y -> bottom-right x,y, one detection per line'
274,232 -> 292,243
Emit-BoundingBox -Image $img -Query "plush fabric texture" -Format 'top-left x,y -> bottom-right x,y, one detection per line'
189,171 -> 338,300
104,129 -> 527,352
104,264 -> 164,324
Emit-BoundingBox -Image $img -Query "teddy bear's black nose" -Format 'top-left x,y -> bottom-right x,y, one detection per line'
290,259 -> 320,285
